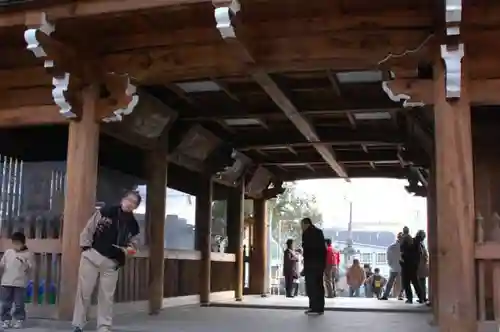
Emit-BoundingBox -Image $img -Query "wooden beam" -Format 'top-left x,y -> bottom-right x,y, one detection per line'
251,72 -> 348,179
234,126 -> 404,149
433,52 -> 476,331
213,4 -> 348,179
146,149 -> 168,315
58,84 -> 100,320
384,78 -> 500,105
255,149 -> 426,166
279,166 -> 407,181
0,0 -> 227,28
0,105 -> 67,127
179,107 -> 403,121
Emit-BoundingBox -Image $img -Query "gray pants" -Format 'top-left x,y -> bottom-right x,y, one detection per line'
382,271 -> 400,298
0,286 -> 26,321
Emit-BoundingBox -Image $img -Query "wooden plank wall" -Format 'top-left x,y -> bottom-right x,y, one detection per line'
0,156 -> 236,314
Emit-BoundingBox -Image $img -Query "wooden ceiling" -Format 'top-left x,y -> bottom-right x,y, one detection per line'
0,0 -> 498,194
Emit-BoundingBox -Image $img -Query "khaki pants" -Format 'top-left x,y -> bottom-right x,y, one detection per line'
72,249 -> 119,332
323,264 -> 335,298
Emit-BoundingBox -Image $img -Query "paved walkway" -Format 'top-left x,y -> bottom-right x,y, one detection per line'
211,295 -> 430,313
21,306 -> 438,332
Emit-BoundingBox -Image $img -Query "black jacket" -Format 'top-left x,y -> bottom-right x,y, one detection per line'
400,234 -> 420,269
301,225 -> 327,270
92,205 -> 139,268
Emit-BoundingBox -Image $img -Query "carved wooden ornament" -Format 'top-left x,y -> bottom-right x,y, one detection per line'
24,12 -> 55,58
102,79 -> 139,123
445,0 -> 462,37
24,13 -> 79,118
382,81 -> 425,108
214,0 -> 240,39
441,0 -> 463,100
441,44 -> 464,100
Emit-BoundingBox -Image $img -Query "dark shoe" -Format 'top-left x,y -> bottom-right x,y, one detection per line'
73,327 -> 83,332
304,309 -> 312,315
405,300 -> 413,304
379,297 -> 388,300
307,311 -> 324,316
398,296 -> 404,300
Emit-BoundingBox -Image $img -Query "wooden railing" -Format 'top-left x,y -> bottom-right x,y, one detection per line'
0,239 -> 236,313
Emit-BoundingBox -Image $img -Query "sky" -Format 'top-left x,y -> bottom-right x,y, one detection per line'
136,178 -> 427,233
295,178 -> 427,233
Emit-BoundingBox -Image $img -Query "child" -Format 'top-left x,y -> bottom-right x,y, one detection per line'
366,268 -> 386,299
0,232 -> 33,329
346,259 -> 365,297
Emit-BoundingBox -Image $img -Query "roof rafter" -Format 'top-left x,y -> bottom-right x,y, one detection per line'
213,0 -> 348,180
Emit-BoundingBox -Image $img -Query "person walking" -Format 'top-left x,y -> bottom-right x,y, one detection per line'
346,259 -> 365,297
283,239 -> 299,298
400,227 -> 425,304
301,217 -> 327,315
415,230 -> 429,302
380,232 -> 403,300
72,190 -> 142,332
324,238 -> 336,298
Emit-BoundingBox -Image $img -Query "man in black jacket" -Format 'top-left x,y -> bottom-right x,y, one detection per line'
399,226 -> 425,304
301,217 -> 327,315
72,190 -> 141,332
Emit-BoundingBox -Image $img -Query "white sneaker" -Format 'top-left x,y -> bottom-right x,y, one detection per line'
11,320 -> 22,328
1,320 -> 10,328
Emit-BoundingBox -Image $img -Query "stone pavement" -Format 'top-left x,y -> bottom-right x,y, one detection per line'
16,306 -> 439,332
211,295 -> 430,313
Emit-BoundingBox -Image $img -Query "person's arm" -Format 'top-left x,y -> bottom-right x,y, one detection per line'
0,250 -> 9,269
23,252 -> 34,274
386,246 -> 394,267
80,210 -> 102,250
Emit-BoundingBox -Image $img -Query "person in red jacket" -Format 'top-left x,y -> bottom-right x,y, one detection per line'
324,238 -> 337,298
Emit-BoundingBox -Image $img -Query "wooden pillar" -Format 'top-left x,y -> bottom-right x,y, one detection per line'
434,54 -> 476,332
195,178 -> 212,305
249,198 -> 268,296
58,85 -> 100,319
147,149 -> 167,315
427,161 -> 438,324
227,183 -> 245,300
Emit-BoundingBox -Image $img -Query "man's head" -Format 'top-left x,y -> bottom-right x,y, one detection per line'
402,226 -> 410,235
120,190 -> 142,213
374,267 -> 380,275
300,217 -> 313,231
397,232 -> 403,242
325,238 -> 332,246
363,263 -> 371,271
352,259 -> 360,266
416,230 -> 426,240
286,238 -> 294,249
11,232 -> 26,251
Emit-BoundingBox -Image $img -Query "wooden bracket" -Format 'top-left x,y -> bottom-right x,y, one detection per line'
382,80 -> 426,108
440,44 -> 464,100
100,75 -> 140,122
441,0 -> 463,100
24,12 -> 139,122
24,12 -> 81,119
214,0 -> 241,39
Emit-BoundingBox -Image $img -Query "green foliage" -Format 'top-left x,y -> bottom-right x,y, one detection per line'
268,182 -> 322,247
210,182 -> 322,247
